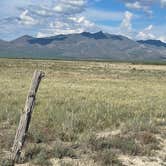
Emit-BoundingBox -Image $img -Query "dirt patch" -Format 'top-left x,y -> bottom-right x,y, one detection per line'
51,158 -> 98,166
119,126 -> 166,166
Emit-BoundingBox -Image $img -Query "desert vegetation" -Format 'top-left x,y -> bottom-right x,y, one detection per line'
0,58 -> 165,165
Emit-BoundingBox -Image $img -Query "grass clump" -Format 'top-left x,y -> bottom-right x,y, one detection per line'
136,131 -> 157,145
111,136 -> 139,155
29,129 -> 48,143
53,143 -> 77,159
23,144 -> 43,161
93,150 -> 123,166
135,131 -> 160,156
31,149 -> 52,166
0,129 -> 15,150
0,159 -> 13,166
19,143 -> 51,165
89,135 -> 141,155
58,130 -> 77,142
88,131 -> 160,158
59,161 -> 73,166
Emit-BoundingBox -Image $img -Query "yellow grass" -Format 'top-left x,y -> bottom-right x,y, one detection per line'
0,58 -> 165,165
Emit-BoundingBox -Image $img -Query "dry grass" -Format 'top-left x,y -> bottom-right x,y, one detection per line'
0,58 -> 165,165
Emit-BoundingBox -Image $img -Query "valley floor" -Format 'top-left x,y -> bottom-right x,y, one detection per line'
0,58 -> 165,166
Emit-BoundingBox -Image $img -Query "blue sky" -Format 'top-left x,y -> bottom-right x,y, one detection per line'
0,0 -> 166,41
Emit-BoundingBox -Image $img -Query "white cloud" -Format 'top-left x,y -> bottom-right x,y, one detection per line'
161,0 -> 166,7
120,11 -> 133,37
123,0 -> 154,15
34,0 -> 99,37
1,0 -> 166,41
136,25 -> 155,40
83,8 -> 124,21
158,36 -> 166,42
19,9 -> 38,25
126,1 -> 142,9
149,24 -> 166,42
29,6 -> 53,17
95,11 -> 134,38
123,0 -> 166,12
34,0 -> 166,40
37,16 -> 98,38
69,16 -> 94,27
53,0 -> 86,14
145,25 -> 153,31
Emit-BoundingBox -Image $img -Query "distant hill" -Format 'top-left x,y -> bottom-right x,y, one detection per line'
137,40 -> 166,48
1,31 -> 166,62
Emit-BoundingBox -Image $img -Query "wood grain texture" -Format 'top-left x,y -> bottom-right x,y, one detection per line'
11,70 -> 45,163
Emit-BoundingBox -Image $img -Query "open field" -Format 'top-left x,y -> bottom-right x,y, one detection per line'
0,58 -> 166,166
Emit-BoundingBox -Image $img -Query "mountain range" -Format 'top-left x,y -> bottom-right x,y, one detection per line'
1,31 -> 166,62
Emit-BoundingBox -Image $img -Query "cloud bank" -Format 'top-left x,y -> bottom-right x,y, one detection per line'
0,0 -> 166,42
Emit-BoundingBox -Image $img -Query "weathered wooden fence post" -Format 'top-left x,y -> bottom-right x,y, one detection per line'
11,70 -> 45,164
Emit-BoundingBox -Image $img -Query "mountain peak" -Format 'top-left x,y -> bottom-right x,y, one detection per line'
94,31 -> 104,35
137,39 -> 166,47
11,35 -> 34,45
0,39 -> 5,42
1,32 -> 166,61
18,35 -> 33,40
81,31 -> 107,39
0,39 -> 8,44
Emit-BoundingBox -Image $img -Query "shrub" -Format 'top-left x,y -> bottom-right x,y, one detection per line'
58,131 -> 77,142
0,159 -> 13,166
88,135 -> 141,155
53,143 -> 77,159
110,136 -> 141,155
20,144 -> 51,163
23,144 -> 43,161
31,149 -> 52,166
93,150 -> 123,166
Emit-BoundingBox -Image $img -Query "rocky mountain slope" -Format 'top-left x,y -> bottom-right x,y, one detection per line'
1,31 -> 166,62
